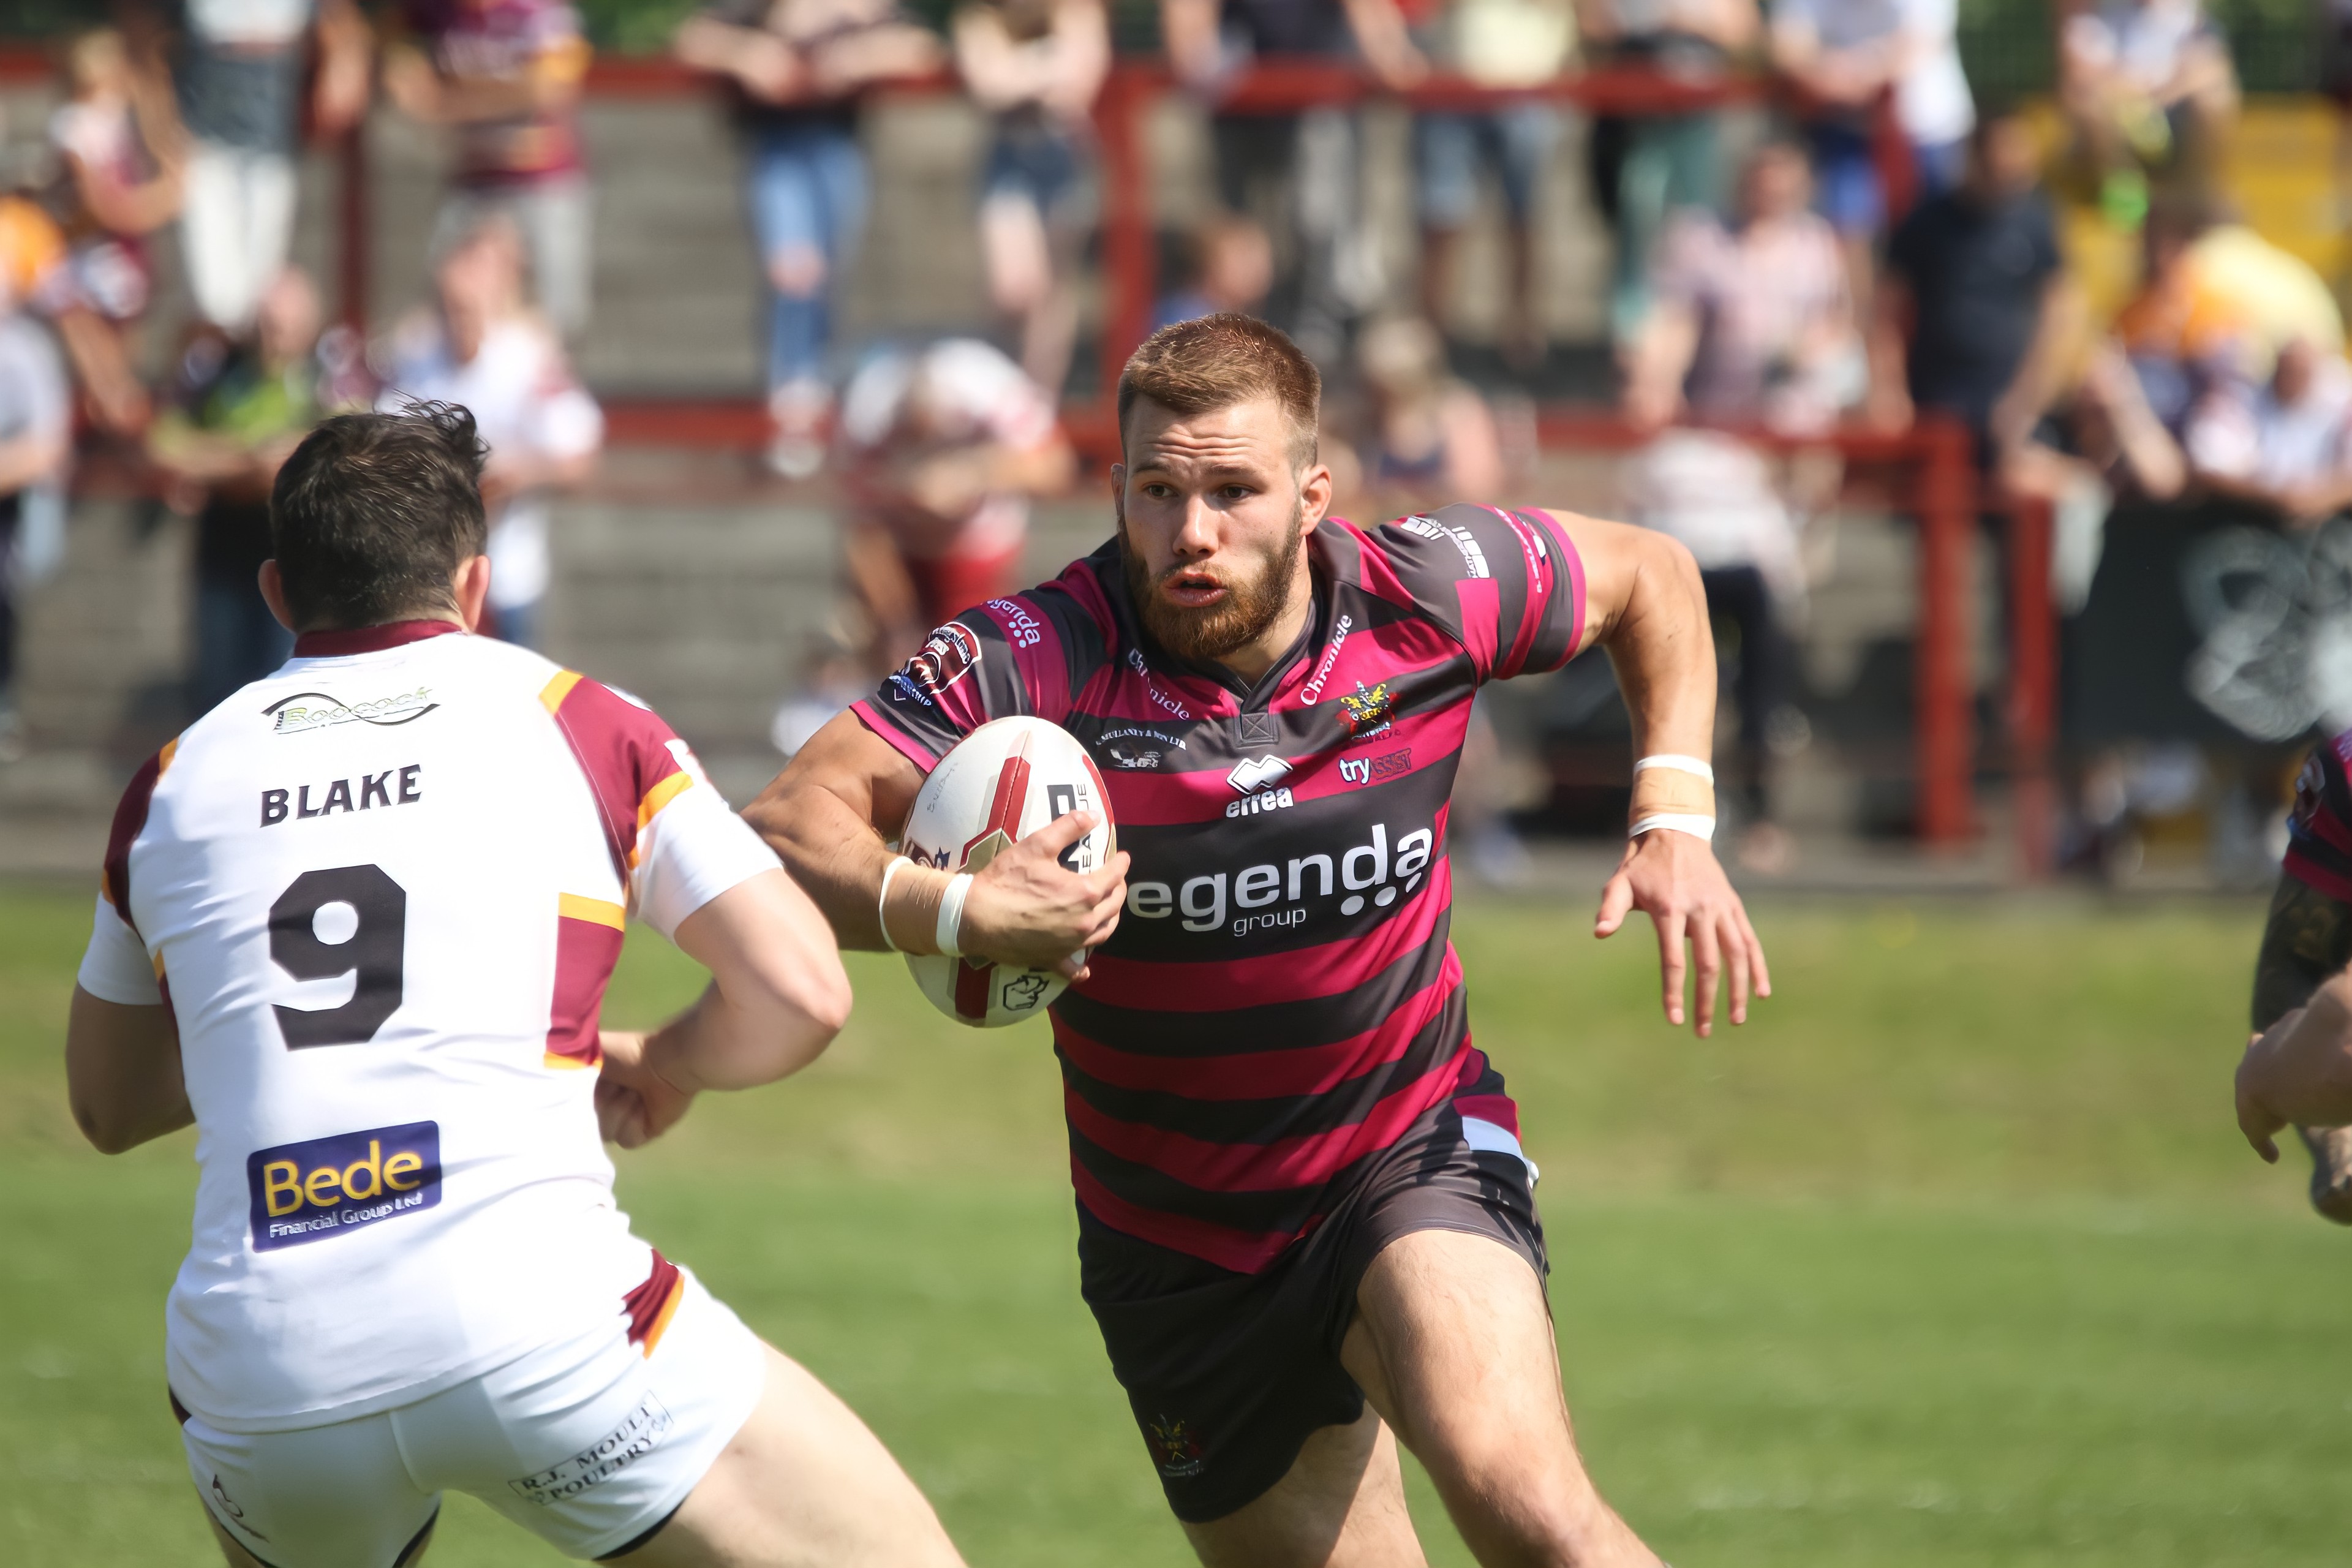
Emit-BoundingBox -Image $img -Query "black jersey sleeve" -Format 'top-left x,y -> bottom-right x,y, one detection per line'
1360,502 -> 1588,684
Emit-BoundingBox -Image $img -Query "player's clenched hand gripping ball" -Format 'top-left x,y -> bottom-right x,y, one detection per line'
900,715 -> 1117,1027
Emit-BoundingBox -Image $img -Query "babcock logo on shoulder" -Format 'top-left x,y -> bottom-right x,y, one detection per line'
246,1121 -> 440,1250
267,687 -> 436,735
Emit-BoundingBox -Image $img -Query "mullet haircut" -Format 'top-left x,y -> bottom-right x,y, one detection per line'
271,403 -> 490,631
1117,313 -> 1321,466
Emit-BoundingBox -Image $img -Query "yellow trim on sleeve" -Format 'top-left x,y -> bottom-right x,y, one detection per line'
557,892 -> 626,930
638,1275 -> 686,1357
635,770 -> 694,831
538,669 -> 584,715
156,737 -> 179,775
543,1052 -> 599,1071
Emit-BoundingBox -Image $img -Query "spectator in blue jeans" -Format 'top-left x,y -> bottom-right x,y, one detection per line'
954,0 -> 1110,398
1577,0 -> 1757,345
1412,0 -> 1575,369
0,292 -> 70,762
676,0 -> 941,477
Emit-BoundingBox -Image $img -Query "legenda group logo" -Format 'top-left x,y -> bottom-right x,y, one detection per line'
266,687 -> 435,735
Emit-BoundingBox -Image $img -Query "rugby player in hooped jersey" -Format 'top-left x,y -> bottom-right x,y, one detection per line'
752,314 -> 1770,1566
66,406 -> 968,1568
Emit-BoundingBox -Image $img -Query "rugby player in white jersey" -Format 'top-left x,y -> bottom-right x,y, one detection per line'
66,405 -> 967,1568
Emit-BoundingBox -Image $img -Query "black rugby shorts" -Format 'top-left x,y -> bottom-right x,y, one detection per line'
1076,1099 -> 1548,1524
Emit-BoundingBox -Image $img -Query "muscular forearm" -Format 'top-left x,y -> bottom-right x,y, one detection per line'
748,779 -> 946,952
649,870 -> 854,1092
65,989 -> 192,1154
1595,529 -> 1717,760
2252,876 -> 2352,1030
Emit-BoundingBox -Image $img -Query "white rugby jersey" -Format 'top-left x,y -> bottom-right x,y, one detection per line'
77,622 -> 781,1433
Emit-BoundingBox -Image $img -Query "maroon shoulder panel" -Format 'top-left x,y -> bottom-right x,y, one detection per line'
543,676 -> 688,880
102,745 -> 170,938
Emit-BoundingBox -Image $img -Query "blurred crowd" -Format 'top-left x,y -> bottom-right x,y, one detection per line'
0,0 -> 2345,874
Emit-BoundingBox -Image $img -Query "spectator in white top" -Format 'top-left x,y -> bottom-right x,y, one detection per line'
2190,337 -> 2352,526
834,337 -> 1074,670
1622,139 -> 1855,871
375,216 -> 602,650
168,0 -> 372,330
1769,0 -> 1974,235
0,284 -> 72,763
2061,0 -> 2236,211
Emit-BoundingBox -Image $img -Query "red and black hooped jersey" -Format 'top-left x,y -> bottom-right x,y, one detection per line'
2286,728 -> 2352,902
853,503 -> 1589,1272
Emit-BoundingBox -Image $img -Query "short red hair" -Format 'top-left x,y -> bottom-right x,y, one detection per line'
1117,313 -> 1321,465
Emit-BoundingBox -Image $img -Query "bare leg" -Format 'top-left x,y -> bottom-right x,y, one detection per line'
624,1343 -> 964,1566
1342,1230 -> 1660,1568
201,1503 -> 273,1568
1178,1406 -> 1428,1568
1419,227 -> 1459,337
200,1496 -> 438,1567
1503,220 -> 1545,372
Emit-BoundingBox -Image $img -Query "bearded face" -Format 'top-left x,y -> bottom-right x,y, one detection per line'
1118,489 -> 1306,665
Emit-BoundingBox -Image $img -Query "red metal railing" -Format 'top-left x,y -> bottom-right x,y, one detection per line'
0,38 -> 2012,853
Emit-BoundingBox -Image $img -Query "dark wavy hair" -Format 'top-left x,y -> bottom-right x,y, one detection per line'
270,402 -> 491,631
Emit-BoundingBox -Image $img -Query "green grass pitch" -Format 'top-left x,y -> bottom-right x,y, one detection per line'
3,881 -> 2349,1565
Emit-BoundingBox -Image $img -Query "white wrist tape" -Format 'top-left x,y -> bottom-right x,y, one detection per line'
935,872 -> 975,959
876,855 -> 913,952
1633,754 -> 1716,784
1630,813 -> 1717,842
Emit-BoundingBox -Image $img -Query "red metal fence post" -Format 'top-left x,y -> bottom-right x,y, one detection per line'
2007,492 -> 2058,875
337,123 -> 369,335
1914,419 -> 1975,843
1095,64 -> 1155,419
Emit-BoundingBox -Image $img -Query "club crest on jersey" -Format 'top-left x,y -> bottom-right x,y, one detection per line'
1339,681 -> 1395,741
266,687 -> 437,735
246,1121 -> 441,1251
1147,1415 -> 1207,1479
899,624 -> 982,706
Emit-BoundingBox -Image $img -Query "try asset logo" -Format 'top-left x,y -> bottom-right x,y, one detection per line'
246,1121 -> 442,1251
1125,818 -> 1436,938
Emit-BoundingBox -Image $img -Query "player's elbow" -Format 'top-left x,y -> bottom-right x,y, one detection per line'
729,945 -> 853,1074
67,1088 -> 142,1155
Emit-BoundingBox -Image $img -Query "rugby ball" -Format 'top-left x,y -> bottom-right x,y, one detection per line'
900,716 -> 1116,1027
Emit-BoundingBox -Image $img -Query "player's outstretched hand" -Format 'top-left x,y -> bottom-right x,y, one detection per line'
961,810 -> 1129,982
1594,828 -> 1771,1037
2237,1021 -> 2292,1163
2236,982 -> 2352,1161
597,1030 -> 696,1149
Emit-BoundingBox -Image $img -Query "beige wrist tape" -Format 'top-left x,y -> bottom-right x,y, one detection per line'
1627,756 -> 1716,824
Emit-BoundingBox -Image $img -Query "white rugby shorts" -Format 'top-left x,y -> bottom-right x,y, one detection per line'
178,1262 -> 764,1566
